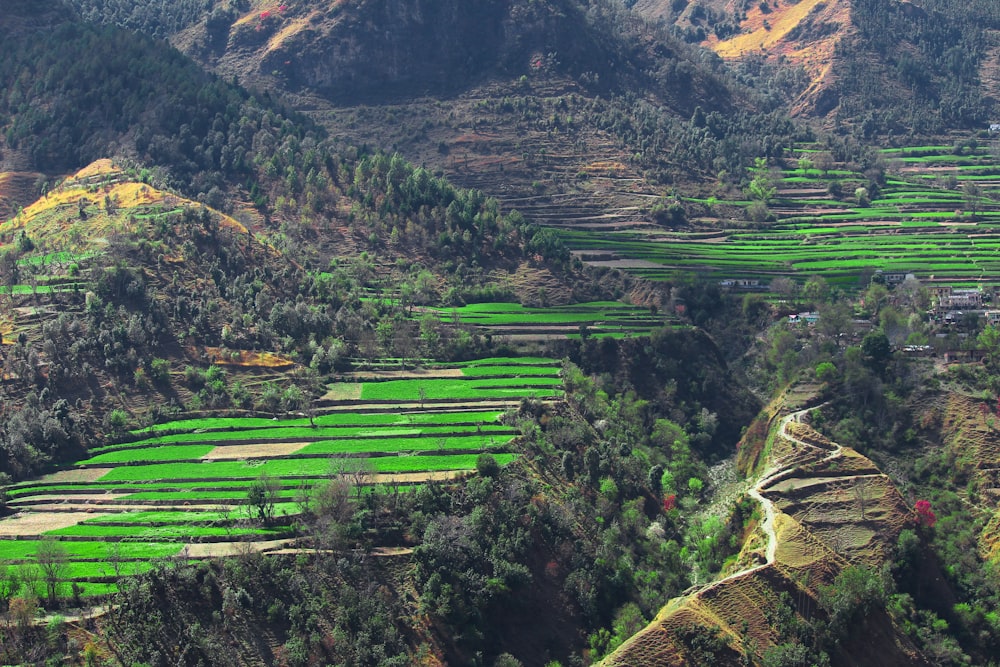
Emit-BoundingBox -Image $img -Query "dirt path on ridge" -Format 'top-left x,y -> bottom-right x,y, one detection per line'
686,404 -> 832,595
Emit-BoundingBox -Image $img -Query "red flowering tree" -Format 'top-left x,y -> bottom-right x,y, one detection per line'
915,500 -> 936,528
663,494 -> 677,512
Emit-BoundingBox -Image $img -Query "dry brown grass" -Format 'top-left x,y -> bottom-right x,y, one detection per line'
73,159 -> 117,179
714,0 -> 833,57
320,383 -> 363,401
373,470 -> 468,484
39,467 -> 113,483
182,538 -> 296,558
0,511 -> 114,535
201,347 -> 295,369
201,442 -> 310,460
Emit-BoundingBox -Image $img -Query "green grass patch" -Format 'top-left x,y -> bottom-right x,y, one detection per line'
45,524 -> 294,539
130,409 -> 507,438
86,445 -> 216,464
0,540 -> 183,562
359,377 -> 562,401
99,453 -> 518,482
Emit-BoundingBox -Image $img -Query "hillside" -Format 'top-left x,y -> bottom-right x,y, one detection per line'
637,0 -> 1000,132
156,0 -> 803,237
601,384 -> 925,665
639,0 -> 851,116
5,1 -> 1000,665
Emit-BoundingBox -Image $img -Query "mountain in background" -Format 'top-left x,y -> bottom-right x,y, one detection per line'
637,0 -> 1000,134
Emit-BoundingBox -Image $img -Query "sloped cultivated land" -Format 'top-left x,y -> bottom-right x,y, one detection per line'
561,143 -> 1000,288
602,395 -> 915,666
419,301 -> 674,340
0,358 -> 559,596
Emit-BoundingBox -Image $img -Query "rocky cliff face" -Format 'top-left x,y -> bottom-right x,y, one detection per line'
197,0 -> 619,102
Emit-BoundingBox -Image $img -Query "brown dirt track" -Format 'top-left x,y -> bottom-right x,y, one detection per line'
601,391 -> 921,666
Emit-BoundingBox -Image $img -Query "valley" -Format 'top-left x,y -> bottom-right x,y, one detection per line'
2,0 -> 1000,665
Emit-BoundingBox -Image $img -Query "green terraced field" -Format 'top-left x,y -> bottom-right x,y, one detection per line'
358,376 -> 563,401
421,301 -> 669,335
557,142 -> 1000,288
130,409 -> 506,438
96,453 -> 517,482
110,423 -> 513,450
0,357 -> 552,592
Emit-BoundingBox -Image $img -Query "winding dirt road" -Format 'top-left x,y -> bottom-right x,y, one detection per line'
691,404 -> 832,595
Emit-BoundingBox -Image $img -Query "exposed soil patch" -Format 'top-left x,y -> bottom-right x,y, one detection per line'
373,470 -> 467,484
39,467 -> 113,483
319,384 -> 364,401
201,442 -> 311,460
0,510 -> 113,535
181,538 -> 296,558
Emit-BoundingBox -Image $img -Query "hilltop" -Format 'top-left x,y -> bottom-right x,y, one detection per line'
634,0 -> 1000,134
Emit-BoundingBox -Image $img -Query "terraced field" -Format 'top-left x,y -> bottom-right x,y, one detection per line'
420,301 -> 673,340
602,388 -> 915,666
0,357 -> 560,596
560,143 -> 1000,288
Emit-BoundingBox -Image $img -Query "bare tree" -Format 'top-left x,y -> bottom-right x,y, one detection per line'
814,152 -> 835,176
36,538 -> 68,606
245,472 -> 280,526
341,458 -> 375,500
853,477 -> 871,521
964,182 -> 984,219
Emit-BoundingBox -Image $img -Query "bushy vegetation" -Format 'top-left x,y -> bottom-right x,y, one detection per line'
834,0 -> 1000,135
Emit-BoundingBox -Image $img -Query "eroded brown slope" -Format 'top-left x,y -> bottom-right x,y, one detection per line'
601,388 -> 925,666
637,0 -> 853,117
935,393 -> 1000,566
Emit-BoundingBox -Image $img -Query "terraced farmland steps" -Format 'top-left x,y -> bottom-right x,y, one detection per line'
600,394 -> 915,665
682,405 -> 833,597
0,356 -> 564,596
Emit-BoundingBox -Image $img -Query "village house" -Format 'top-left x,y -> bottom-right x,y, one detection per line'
930,285 -> 954,302
873,269 -> 915,287
936,288 -> 983,312
788,312 -> 820,326
719,278 -> 762,290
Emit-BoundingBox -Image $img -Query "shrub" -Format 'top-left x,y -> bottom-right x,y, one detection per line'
476,453 -> 500,478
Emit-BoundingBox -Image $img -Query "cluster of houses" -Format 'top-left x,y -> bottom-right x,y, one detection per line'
928,285 -> 999,325
781,277 -> 1000,334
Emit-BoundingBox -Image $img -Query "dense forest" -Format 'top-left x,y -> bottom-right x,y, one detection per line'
833,0 -> 1000,135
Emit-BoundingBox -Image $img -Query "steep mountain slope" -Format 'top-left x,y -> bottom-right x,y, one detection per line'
177,0 -> 729,107
639,0 -> 1000,132
154,0 -> 807,254
602,385 -> 925,665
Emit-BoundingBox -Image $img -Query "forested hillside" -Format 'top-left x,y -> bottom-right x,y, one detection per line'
64,0 -> 213,38
832,0 -> 1000,135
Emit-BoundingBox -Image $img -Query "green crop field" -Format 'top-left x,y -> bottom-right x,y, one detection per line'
358,376 -> 562,401
420,301 -> 669,336
109,422 -> 513,450
0,357 -> 552,593
554,142 -> 1000,289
